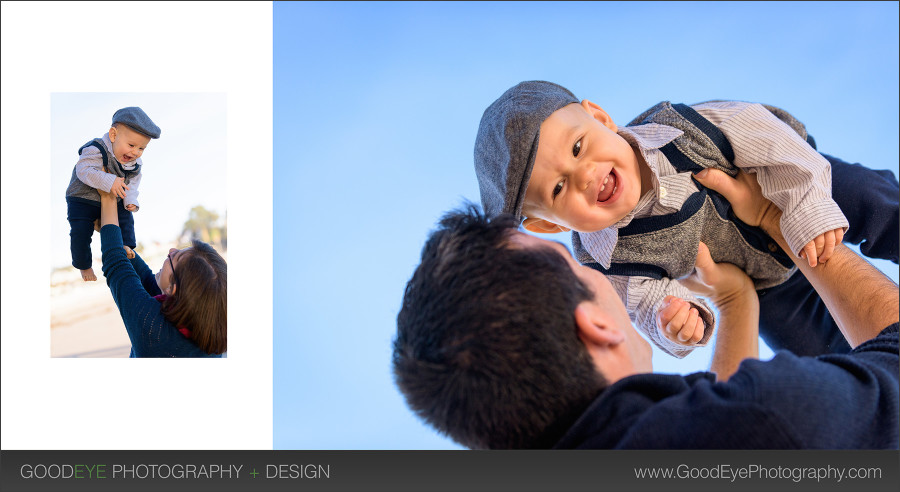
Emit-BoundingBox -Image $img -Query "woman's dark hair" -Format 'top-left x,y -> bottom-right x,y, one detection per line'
393,205 -> 605,449
161,240 -> 227,355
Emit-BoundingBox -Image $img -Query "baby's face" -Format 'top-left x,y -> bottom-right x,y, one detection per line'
523,101 -> 643,233
109,124 -> 151,164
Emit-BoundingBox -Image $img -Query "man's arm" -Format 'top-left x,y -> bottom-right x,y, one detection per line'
695,169 -> 899,348
763,221 -> 898,348
680,242 -> 759,381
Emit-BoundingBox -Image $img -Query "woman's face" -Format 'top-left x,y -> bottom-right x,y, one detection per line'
156,247 -> 190,295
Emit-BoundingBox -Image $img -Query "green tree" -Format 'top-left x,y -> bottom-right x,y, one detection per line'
181,205 -> 227,249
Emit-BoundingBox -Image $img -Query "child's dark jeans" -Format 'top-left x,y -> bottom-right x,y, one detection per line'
67,197 -> 136,270
758,155 -> 899,356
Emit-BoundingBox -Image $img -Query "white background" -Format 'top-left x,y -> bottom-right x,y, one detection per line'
1,2 -> 273,449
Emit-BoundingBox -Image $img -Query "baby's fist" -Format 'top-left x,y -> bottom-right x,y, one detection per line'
799,228 -> 844,267
657,296 -> 705,346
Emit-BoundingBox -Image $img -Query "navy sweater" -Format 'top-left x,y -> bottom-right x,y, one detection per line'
555,325 -> 899,449
100,225 -> 221,358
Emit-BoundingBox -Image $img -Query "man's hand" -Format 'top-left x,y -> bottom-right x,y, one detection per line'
125,204 -> 137,212
657,297 -> 705,345
109,177 -> 130,200
692,169 -> 899,348
693,169 -> 781,234
681,242 -> 756,305
681,242 -> 759,381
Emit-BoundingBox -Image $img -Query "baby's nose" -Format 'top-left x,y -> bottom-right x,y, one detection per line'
576,163 -> 595,189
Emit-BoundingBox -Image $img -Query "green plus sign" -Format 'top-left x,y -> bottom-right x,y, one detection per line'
250,468 -> 259,478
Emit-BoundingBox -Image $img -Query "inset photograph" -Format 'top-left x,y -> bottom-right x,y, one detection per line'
50,93 -> 227,358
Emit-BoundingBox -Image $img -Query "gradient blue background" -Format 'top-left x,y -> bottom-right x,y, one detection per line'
274,1 -> 899,449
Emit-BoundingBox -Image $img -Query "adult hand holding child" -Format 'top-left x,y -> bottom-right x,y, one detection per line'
109,176 -> 130,200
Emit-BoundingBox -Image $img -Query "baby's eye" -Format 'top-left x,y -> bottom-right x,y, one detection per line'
572,139 -> 582,157
552,180 -> 564,198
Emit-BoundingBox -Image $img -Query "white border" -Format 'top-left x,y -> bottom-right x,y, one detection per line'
1,1 -> 273,449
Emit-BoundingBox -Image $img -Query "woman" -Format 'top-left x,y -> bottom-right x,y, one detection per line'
97,187 -> 227,357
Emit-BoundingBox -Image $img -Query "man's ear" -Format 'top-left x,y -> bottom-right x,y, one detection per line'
581,100 -> 618,132
108,126 -> 117,142
522,217 -> 571,234
574,304 -> 624,347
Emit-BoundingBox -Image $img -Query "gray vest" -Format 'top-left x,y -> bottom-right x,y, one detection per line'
573,101 -> 811,290
65,139 -> 141,204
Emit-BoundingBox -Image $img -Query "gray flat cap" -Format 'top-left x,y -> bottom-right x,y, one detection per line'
474,81 -> 578,220
112,107 -> 161,139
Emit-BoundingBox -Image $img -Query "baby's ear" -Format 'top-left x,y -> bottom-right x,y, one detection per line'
581,100 -> 617,132
522,217 -> 571,234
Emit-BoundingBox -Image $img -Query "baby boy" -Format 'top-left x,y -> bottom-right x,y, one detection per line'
473,81 -> 853,358
65,107 -> 160,281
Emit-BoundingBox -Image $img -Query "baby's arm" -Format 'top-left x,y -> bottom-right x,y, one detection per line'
609,273 -> 716,358
75,146 -> 119,194
694,102 -> 849,265
123,171 -> 141,211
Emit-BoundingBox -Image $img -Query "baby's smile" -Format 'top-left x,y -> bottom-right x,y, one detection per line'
596,168 -> 622,204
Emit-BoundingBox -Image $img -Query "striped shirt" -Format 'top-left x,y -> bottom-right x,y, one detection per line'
75,132 -> 143,210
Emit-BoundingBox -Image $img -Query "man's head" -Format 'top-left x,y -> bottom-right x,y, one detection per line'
109,107 -> 161,164
474,81 -> 644,234
393,206 -> 651,449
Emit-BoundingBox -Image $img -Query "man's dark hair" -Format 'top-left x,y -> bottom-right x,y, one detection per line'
393,205 -> 607,449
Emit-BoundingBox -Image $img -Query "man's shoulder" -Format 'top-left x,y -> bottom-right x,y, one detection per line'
555,372 -> 801,449
558,331 -> 899,449
737,325 -> 898,391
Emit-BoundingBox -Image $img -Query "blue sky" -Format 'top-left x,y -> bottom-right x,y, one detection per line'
273,1 -> 899,449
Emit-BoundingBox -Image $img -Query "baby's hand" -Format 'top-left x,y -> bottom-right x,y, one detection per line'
799,228 -> 845,267
109,177 -> 130,199
125,204 -> 137,212
657,296 -> 705,346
